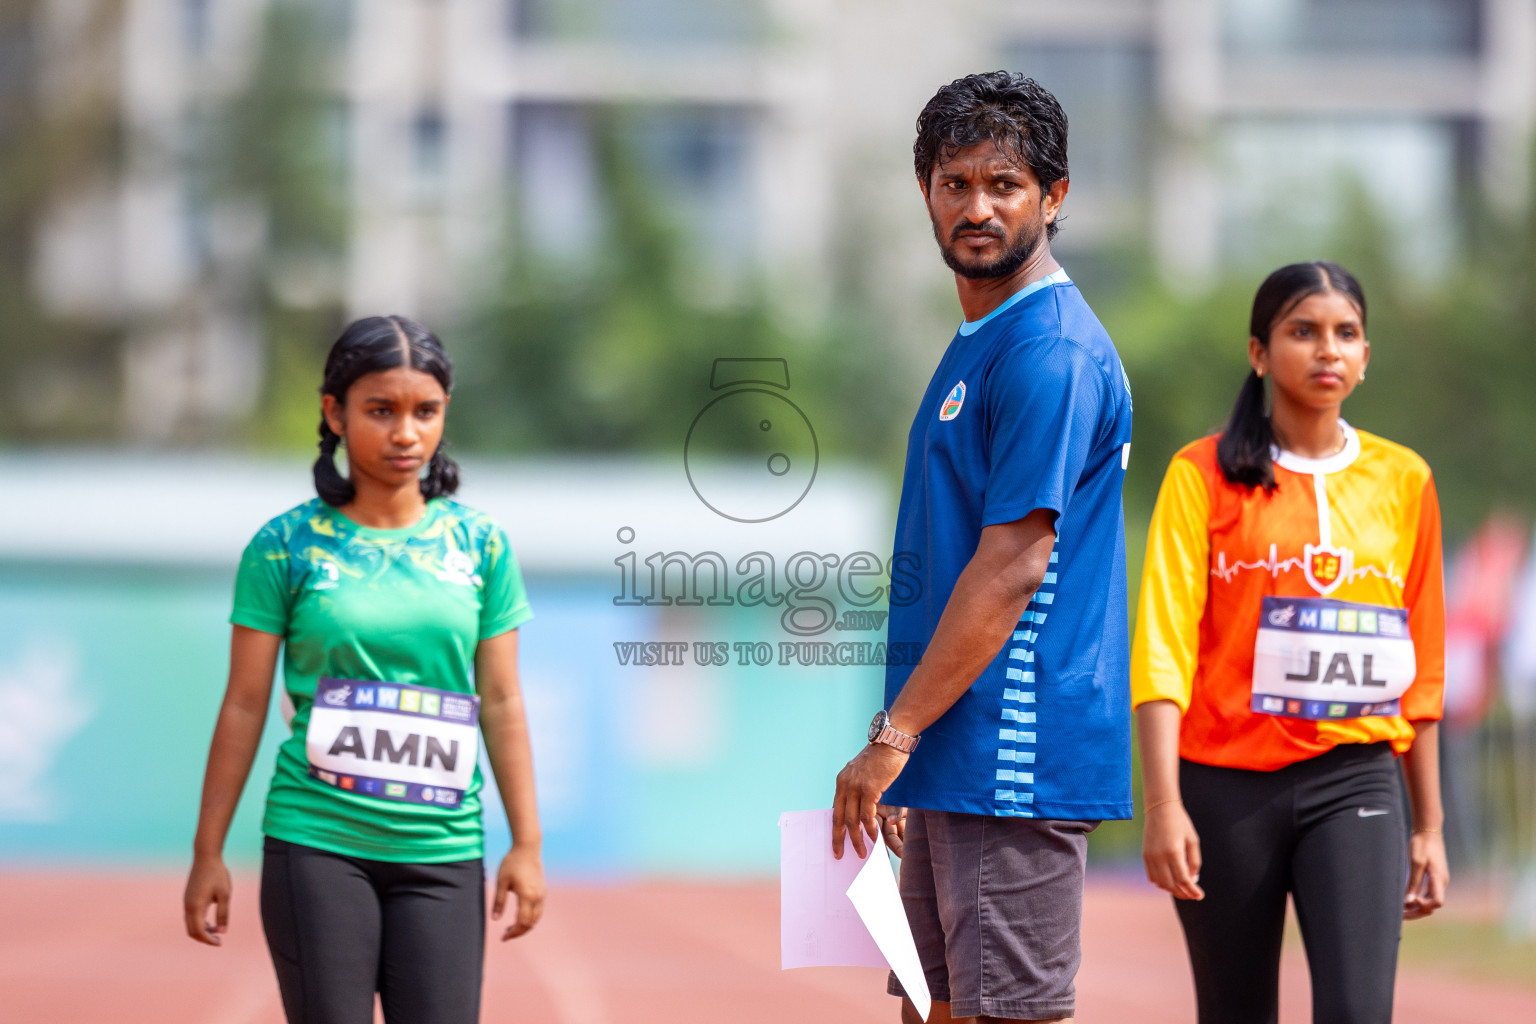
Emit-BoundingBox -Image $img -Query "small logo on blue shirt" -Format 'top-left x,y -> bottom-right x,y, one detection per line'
939,382 -> 966,421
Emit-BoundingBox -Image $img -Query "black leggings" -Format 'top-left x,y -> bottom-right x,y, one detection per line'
260,837 -> 485,1024
1175,743 -> 1407,1024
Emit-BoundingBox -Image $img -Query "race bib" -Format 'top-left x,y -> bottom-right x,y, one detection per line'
1251,596 -> 1416,720
306,677 -> 480,807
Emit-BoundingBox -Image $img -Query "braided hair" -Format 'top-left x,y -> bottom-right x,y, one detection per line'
314,315 -> 461,507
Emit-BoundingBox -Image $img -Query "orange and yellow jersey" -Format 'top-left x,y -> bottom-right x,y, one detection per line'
1130,423 -> 1445,770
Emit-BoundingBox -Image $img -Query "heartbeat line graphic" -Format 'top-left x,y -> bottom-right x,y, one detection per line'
1211,546 -> 1404,588
1211,545 -> 1304,582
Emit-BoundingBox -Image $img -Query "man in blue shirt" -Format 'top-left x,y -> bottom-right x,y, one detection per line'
832,72 -> 1133,1024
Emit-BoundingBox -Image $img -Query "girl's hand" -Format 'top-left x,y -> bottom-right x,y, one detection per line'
183,852 -> 232,945
1142,802 -> 1205,901
1404,830 -> 1448,920
493,845 -> 546,940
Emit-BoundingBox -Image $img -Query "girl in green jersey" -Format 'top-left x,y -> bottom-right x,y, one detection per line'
184,316 -> 544,1024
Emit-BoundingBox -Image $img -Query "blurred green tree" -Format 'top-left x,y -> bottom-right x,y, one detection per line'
0,0 -> 347,447
0,0 -> 123,440
2,0 -> 1534,550
198,0 -> 348,449
450,108 -> 919,469
1102,180 -> 1536,542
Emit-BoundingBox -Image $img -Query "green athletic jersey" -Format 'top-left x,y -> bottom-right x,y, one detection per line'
231,497 -> 532,862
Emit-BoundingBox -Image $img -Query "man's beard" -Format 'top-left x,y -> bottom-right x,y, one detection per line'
934,215 -> 1044,280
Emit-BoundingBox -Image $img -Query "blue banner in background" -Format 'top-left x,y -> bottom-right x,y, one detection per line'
0,567 -> 880,876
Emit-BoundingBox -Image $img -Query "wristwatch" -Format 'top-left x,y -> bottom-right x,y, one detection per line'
868,709 -> 920,753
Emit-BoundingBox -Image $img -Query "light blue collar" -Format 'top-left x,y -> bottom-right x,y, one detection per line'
957,268 -> 1070,336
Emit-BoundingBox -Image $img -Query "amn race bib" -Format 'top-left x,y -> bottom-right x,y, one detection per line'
306,677 -> 479,807
1251,596 -> 1416,721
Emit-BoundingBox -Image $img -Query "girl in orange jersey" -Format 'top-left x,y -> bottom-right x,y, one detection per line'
1132,261 -> 1446,1024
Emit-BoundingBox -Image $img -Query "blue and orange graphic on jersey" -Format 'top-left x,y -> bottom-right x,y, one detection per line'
939,382 -> 966,421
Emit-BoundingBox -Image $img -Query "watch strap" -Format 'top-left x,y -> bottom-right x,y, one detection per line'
873,722 -> 920,754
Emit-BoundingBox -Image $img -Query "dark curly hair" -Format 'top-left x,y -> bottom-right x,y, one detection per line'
913,71 -> 1070,240
314,315 -> 460,507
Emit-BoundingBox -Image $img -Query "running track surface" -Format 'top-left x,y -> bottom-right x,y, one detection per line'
3,872 -> 1533,1023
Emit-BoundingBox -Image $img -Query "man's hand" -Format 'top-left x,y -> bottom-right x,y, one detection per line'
878,804 -> 908,858
828,513 -> 1052,862
833,743 -> 909,859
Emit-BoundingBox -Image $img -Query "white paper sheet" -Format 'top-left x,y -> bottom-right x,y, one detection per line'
846,832 -> 932,1022
778,809 -> 931,1021
779,809 -> 886,969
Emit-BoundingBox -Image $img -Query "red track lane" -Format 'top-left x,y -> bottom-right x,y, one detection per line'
2,872 -> 1532,1023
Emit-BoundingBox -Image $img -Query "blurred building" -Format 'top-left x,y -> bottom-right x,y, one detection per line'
14,0 -> 1536,437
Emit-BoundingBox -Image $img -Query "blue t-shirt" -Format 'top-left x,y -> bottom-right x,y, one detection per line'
883,270 -> 1134,821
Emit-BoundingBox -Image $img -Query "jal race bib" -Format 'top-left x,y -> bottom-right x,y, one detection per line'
306,677 -> 480,807
1251,596 -> 1416,721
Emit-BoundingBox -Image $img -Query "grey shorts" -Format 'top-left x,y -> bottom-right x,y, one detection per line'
886,809 -> 1097,1020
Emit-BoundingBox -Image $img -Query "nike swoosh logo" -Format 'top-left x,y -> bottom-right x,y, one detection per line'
1358,808 -> 1390,817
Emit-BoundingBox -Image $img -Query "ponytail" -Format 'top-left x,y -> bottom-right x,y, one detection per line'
1215,370 -> 1275,491
312,315 -> 461,507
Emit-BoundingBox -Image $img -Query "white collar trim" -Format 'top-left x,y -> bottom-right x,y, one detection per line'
1272,419 -> 1360,475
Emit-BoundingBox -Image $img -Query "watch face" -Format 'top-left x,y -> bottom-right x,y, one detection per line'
868,710 -> 888,743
